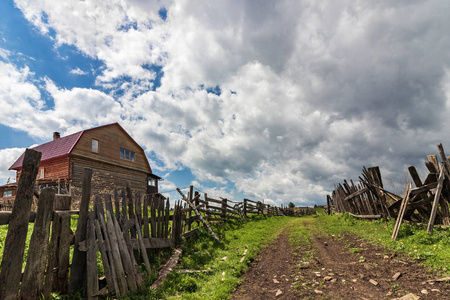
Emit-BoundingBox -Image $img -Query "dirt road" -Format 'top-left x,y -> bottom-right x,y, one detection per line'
232,223 -> 450,300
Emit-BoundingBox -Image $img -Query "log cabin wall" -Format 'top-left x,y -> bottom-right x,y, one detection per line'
37,156 -> 70,181
70,157 -> 148,207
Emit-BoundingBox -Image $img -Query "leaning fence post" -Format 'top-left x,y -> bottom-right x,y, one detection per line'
177,188 -> 220,242
0,149 -> 41,300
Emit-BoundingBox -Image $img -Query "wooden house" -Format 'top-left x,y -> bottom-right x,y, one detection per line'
0,182 -> 17,209
9,123 -> 161,206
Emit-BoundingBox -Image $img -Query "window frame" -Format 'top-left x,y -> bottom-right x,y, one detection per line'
3,190 -> 12,197
92,139 -> 99,153
120,148 -> 135,162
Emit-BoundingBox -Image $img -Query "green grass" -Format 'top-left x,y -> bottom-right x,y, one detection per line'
313,212 -> 450,275
125,215 -> 298,299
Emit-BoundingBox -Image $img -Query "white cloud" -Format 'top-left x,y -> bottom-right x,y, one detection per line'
3,0 -> 450,206
69,67 -> 88,75
0,148 -> 27,184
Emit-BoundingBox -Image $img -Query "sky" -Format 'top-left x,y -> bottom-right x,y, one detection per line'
1,0 -> 450,207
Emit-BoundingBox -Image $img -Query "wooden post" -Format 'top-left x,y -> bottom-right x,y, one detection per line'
428,167 -> 445,233
21,188 -> 55,300
86,210 -> 99,300
221,198 -> 227,220
391,183 -> 412,241
188,186 -> 193,231
0,149 -> 41,300
243,199 -> 248,218
326,195 -> 331,215
69,168 -> 92,294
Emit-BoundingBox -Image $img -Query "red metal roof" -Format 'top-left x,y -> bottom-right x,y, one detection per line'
9,131 -> 83,170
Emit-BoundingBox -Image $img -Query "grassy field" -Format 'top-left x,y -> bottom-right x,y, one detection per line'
2,211 -> 450,299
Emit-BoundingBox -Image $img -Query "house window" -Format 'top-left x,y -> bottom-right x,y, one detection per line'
3,190 -> 12,197
120,148 -> 135,162
39,168 -> 45,179
92,139 -> 99,153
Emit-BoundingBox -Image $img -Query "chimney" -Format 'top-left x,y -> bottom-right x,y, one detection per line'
53,132 -> 60,140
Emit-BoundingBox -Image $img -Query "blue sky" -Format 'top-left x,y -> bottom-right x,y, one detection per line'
1,0 -> 450,206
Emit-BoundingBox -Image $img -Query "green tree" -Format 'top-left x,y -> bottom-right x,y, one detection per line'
288,202 -> 295,208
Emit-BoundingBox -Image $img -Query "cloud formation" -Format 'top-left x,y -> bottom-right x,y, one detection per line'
2,0 -> 450,205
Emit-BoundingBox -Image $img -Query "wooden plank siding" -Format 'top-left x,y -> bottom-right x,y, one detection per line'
71,124 -> 151,174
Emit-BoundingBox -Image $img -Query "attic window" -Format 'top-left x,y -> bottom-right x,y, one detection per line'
39,168 -> 45,179
120,148 -> 135,162
92,139 -> 99,153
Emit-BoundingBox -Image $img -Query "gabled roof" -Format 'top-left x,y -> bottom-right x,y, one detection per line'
9,123 -> 153,174
9,131 -> 83,170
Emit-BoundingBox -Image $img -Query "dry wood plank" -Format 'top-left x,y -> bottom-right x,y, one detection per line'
87,211 -> 99,300
206,197 -> 223,205
143,195 -> 150,238
391,183 -> 412,241
0,211 -> 36,226
348,212 -> 382,219
94,195 -> 117,295
57,213 -> 72,294
159,196 -> 165,238
94,219 -> 116,296
150,194 -> 157,238
104,210 -> 128,296
114,188 -> 121,220
408,166 -> 423,187
436,143 -> 450,225
126,182 -> 137,241
240,246 -> 248,263
20,188 -> 55,300
164,198 -> 170,238
69,168 -> 93,293
134,217 -> 152,274
104,193 -> 114,217
43,211 -> 62,298
177,268 -> 212,274
177,188 -> 220,242
135,191 -> 142,224
112,212 -> 138,291
428,155 -> 440,173
150,246 -> 183,290
0,149 -> 41,300
409,182 -> 438,196
428,167 -> 445,233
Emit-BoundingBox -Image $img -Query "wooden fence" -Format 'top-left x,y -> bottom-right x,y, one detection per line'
0,148 -> 314,299
328,143 -> 450,239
